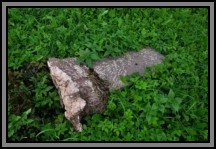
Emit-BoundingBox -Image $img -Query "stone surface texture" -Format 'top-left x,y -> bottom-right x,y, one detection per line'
47,48 -> 164,132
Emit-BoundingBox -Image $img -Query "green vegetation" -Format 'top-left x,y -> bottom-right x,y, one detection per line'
8,8 -> 208,141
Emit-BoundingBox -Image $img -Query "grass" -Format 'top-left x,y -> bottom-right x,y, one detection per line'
7,8 -> 208,141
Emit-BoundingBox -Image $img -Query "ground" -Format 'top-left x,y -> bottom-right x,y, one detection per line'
8,8 -> 208,141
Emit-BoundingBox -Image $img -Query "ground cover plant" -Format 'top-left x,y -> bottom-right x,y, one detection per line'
8,8 -> 208,141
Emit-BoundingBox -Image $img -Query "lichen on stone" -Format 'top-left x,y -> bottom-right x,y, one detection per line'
47,58 -> 109,132
47,48 -> 164,132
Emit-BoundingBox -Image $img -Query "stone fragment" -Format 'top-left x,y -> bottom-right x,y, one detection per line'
47,48 -> 164,132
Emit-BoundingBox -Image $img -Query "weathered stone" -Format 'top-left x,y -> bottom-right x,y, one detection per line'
93,48 -> 164,90
47,48 -> 164,132
47,58 -> 109,132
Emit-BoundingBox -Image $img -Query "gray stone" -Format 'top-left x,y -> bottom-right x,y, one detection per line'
93,48 -> 164,90
47,58 -> 109,132
47,48 -> 164,132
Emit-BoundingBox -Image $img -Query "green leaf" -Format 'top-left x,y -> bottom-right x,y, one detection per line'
101,10 -> 109,16
124,109 -> 133,119
159,105 -> 165,113
135,81 -> 147,90
151,117 -> 158,127
175,97 -> 183,105
8,129 -> 15,138
91,114 -> 101,122
26,119 -> 34,124
44,86 -> 53,92
146,114 -> 152,124
151,103 -> 158,111
118,18 -> 123,27
23,108 -> 32,116
168,89 -> 175,98
141,28 -> 147,36
162,19 -> 172,26
119,75 -> 128,85
160,97 -> 168,103
109,10 -> 115,18
172,102 -> 180,112
91,53 -> 100,60
34,55 -> 44,62
13,115 -> 21,122
108,102 -> 116,111
104,50 -> 111,56
133,95 -> 142,102
130,76 -> 140,83
86,59 -> 93,68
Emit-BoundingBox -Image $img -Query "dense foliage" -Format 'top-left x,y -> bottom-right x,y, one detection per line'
8,8 -> 208,141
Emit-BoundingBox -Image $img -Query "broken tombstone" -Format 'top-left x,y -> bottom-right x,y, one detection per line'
93,48 -> 164,90
47,48 -> 164,132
